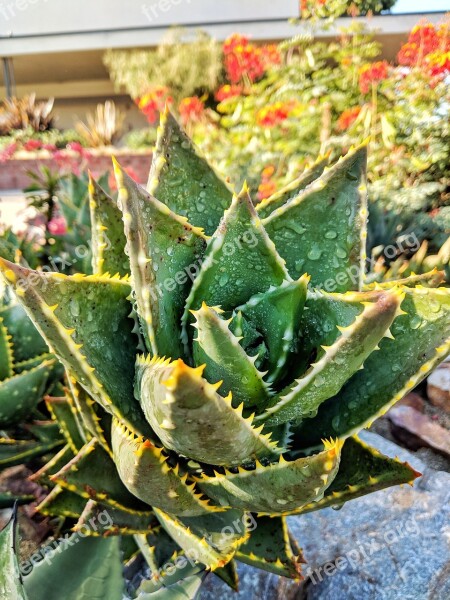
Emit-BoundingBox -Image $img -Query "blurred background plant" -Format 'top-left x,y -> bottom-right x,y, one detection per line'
0,94 -> 54,136
75,100 -> 125,147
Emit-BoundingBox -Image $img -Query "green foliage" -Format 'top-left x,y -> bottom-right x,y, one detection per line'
104,28 -> 223,102
1,110 -> 447,596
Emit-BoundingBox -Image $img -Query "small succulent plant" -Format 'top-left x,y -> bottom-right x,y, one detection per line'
1,109 -> 449,597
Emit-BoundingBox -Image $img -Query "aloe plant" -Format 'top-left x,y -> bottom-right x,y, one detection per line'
1,109 -> 449,596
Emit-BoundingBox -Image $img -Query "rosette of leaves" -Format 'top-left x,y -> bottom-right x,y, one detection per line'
0,109 -> 449,596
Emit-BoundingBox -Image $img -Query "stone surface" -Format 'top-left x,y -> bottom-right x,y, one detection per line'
199,431 -> 450,600
428,366 -> 450,412
388,404 -> 450,457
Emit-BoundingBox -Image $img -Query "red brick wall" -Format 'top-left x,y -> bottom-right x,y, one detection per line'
0,152 -> 152,190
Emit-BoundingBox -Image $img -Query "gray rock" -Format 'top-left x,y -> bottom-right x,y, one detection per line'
199,432 -> 450,600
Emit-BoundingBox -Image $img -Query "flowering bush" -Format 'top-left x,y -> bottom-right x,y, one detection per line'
398,23 -> 450,77
187,21 -> 449,254
178,96 -> 205,125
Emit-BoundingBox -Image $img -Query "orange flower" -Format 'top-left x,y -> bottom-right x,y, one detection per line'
257,180 -> 276,201
178,96 -> 205,125
337,106 -> 361,131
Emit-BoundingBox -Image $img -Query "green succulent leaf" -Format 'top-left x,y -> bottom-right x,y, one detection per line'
136,572 -> 205,600
263,145 -> 368,290
51,438 -> 151,514
36,485 -> 87,519
0,438 -> 63,468
236,516 -> 304,579
0,260 -> 149,436
0,359 -> 54,427
0,510 -> 27,600
147,109 -> 232,235
45,391 -> 86,453
258,289 -> 403,427
0,316 -> 14,379
233,275 -> 309,384
182,184 -> 289,350
197,440 -> 341,514
0,492 -> 34,509
30,444 -> 74,486
135,356 -> 280,466
74,499 -> 158,536
68,379 -> 112,457
256,154 -> 329,218
191,304 -> 271,409
23,535 -> 125,600
88,174 -> 129,277
112,418 -> 219,517
0,303 -> 48,362
293,436 -> 420,514
295,286 -> 450,445
154,507 -> 249,571
114,160 -> 207,358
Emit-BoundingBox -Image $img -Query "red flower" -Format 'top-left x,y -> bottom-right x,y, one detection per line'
337,106 -> 361,131
137,86 -> 173,124
47,215 -> 67,236
178,96 -> 205,125
359,61 -> 389,94
256,101 -> 294,127
215,84 -> 243,102
23,139 -> 42,151
223,34 -> 281,84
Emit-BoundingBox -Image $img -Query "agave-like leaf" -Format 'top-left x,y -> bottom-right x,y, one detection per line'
256,154 -> 329,218
135,356 -> 280,466
115,160 -> 207,358
154,507 -> 249,571
0,303 -> 48,362
88,174 -> 129,277
191,304 -> 271,409
197,440 -> 341,514
111,418 -> 220,517
23,535 -> 125,600
263,145 -> 368,290
295,286 -> 450,445
45,391 -> 86,453
0,510 -> 27,600
236,516 -> 304,579
36,485 -> 88,519
258,289 -> 403,426
0,360 -> 54,427
147,108 -> 232,235
51,438 -> 151,514
232,275 -> 309,384
74,499 -> 158,536
182,185 -> 289,350
291,436 -> 420,514
0,437 -> 63,469
0,260 -> 150,435
0,315 -> 13,379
